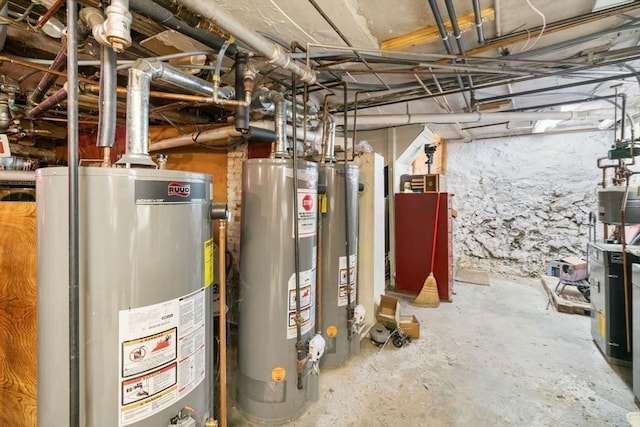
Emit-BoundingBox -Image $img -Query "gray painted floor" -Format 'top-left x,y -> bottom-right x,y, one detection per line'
229,276 -> 638,426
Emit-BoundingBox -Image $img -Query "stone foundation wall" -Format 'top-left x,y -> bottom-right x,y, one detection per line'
447,131 -> 613,277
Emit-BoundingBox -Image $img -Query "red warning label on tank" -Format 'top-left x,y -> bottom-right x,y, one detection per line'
167,182 -> 191,197
295,189 -> 317,238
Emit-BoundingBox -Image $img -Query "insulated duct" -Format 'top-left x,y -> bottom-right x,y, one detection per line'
177,0 -> 316,84
116,59 -> 219,167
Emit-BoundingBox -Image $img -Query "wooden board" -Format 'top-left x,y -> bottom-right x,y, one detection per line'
541,275 -> 591,316
455,269 -> 490,286
0,202 -> 37,425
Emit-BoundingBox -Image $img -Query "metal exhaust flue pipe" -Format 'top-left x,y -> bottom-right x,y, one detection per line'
116,58 -> 217,167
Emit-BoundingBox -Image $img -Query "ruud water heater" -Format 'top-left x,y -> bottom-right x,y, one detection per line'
37,167 -> 214,426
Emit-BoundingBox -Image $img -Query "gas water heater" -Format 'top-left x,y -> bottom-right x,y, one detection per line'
238,158 -> 322,424
37,167 -> 214,426
318,163 -> 363,369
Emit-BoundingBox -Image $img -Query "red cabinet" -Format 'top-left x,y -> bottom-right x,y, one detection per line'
394,193 -> 453,301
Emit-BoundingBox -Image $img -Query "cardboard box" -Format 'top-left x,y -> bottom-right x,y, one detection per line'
546,256 -> 587,281
376,295 -> 400,329
399,314 -> 420,339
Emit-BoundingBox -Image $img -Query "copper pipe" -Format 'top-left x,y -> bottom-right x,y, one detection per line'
217,219 -> 227,427
36,0 -> 66,30
101,147 -> 111,168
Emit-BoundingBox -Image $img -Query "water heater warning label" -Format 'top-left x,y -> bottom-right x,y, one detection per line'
338,254 -> 357,307
118,288 -> 206,426
286,268 -> 315,339
295,189 -> 317,238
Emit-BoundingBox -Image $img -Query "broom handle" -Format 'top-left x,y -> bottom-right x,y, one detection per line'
430,192 -> 441,270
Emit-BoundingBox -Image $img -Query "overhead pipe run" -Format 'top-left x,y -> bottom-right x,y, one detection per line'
444,0 -> 476,100
177,0 -> 317,84
427,0 -> 471,109
348,110 -> 614,128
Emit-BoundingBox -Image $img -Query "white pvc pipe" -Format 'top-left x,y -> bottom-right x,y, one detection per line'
349,110 -> 613,127
0,170 -> 36,181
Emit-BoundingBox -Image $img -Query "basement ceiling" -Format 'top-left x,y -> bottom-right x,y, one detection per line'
1,0 -> 640,148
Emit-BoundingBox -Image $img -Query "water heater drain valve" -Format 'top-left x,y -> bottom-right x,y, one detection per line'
353,304 -> 366,325
307,334 -> 326,363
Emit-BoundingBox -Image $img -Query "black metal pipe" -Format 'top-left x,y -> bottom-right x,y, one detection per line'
427,0 -> 471,109
472,0 -> 485,44
341,82 -> 354,340
235,52 -> 250,132
247,126 -> 275,142
620,93 -> 627,141
290,66 -> 304,391
129,0 -> 238,56
66,0 -> 80,424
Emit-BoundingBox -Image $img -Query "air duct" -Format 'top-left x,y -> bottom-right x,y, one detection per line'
177,0 -> 316,84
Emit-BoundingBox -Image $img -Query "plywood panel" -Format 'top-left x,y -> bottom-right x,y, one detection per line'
165,147 -> 228,203
0,202 -> 37,426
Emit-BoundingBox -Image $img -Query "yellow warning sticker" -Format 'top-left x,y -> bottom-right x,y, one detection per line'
271,367 -> 286,382
204,238 -> 214,288
597,309 -> 605,338
320,194 -> 327,214
326,325 -> 338,337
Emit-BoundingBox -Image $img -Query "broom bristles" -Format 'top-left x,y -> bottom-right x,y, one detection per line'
410,272 -> 440,307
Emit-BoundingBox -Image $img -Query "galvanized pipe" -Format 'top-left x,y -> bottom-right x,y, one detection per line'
66,0 -> 80,424
274,94 -> 289,158
177,0 -> 316,84
97,45 -> 117,147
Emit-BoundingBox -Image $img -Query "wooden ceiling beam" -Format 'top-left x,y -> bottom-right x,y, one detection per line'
380,7 -> 495,51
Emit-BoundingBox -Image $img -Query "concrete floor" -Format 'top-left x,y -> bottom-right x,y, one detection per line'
229,276 -> 638,426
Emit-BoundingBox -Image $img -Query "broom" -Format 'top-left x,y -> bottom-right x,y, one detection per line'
411,192 -> 441,307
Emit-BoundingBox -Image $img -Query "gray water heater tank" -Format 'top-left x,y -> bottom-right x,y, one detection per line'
36,167 -> 214,427
318,163 -> 360,369
598,186 -> 640,225
237,158 -> 319,424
